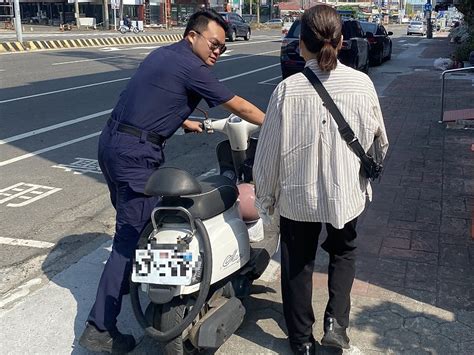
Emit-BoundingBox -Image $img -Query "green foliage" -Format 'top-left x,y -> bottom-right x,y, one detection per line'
454,36 -> 474,61
455,0 -> 474,26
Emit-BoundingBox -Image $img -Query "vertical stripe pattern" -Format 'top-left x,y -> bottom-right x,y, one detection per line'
254,60 -> 389,229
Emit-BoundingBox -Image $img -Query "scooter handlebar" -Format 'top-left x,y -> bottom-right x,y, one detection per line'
208,114 -> 260,151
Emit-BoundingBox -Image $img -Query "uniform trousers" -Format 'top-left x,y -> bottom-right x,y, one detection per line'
280,216 -> 358,345
87,124 -> 162,331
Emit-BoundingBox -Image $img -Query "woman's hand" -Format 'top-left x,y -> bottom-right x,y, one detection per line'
182,119 -> 203,133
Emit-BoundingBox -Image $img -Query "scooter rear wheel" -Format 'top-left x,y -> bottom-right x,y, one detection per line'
155,298 -> 197,355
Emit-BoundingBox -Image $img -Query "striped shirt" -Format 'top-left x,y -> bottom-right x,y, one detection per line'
254,59 -> 389,229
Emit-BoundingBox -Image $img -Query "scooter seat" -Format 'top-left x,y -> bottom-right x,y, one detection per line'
145,168 -> 238,220
160,175 -> 238,220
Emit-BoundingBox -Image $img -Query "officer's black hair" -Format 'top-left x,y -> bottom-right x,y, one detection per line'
183,9 -> 229,38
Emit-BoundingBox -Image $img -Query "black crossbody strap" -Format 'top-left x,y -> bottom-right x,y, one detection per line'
302,67 -> 366,159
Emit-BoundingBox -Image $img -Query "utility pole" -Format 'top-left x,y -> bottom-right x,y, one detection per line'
74,0 -> 80,28
13,0 -> 22,42
250,0 -> 252,15
103,0 -> 109,29
426,0 -> 432,39
256,0 -> 260,23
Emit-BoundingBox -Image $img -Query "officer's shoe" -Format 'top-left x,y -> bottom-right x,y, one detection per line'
321,317 -> 350,349
290,340 -> 316,355
79,322 -> 136,354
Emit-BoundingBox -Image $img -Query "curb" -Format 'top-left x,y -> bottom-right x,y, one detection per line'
0,34 -> 183,53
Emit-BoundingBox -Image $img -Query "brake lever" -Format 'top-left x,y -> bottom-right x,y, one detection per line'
194,107 -> 214,134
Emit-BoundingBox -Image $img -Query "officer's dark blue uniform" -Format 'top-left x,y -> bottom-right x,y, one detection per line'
88,39 -> 234,331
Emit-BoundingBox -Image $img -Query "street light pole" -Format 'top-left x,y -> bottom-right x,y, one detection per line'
13,0 -> 22,42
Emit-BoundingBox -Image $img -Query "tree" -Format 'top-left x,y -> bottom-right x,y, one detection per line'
454,0 -> 474,27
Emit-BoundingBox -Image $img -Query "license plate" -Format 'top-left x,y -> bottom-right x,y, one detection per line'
132,245 -> 201,286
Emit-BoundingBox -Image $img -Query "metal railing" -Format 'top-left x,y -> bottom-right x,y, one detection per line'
440,66 -> 474,122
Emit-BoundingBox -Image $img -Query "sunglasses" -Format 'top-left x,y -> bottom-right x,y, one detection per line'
194,30 -> 227,54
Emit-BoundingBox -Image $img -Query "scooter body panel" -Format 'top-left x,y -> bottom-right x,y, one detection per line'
147,203 -> 250,296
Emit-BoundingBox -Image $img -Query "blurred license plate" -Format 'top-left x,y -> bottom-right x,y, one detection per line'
132,245 -> 200,286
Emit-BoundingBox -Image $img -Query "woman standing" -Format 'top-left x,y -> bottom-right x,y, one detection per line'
254,5 -> 388,355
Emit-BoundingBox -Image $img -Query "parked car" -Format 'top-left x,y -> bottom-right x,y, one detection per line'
360,21 -> 393,65
281,19 -> 370,79
219,12 -> 251,41
407,21 -> 426,36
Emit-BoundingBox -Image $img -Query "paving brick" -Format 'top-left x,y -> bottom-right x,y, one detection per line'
439,244 -> 470,267
419,188 -> 442,202
419,335 -> 459,354
438,282 -> 474,311
380,247 -> 438,265
387,219 -> 439,233
457,310 -> 474,329
411,231 -> 439,253
440,217 -> 470,237
438,265 -> 474,286
382,329 -> 421,352
405,262 -> 438,292
403,288 -> 438,305
375,259 -> 407,275
403,316 -> 440,335
438,321 -> 474,342
416,207 -> 441,225
459,341 -> 474,355
382,237 -> 411,250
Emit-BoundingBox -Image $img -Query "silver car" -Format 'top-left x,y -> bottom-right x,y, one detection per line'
407,21 -> 426,36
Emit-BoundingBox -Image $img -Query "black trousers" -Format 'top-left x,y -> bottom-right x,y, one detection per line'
280,216 -> 358,345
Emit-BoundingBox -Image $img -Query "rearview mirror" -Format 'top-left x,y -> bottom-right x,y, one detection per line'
388,31 -> 393,35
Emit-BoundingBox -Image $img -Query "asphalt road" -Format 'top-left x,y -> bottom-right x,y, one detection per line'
0,26 -> 420,304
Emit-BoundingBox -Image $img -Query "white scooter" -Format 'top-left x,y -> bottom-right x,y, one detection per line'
119,23 -> 139,34
129,112 -> 280,354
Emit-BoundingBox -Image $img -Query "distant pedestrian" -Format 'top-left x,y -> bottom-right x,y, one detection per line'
254,5 -> 388,355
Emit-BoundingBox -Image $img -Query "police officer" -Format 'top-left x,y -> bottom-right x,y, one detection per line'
79,9 -> 264,354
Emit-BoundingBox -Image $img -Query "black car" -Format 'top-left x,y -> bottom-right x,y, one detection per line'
360,21 -> 393,66
219,12 -> 251,42
280,19 -> 370,79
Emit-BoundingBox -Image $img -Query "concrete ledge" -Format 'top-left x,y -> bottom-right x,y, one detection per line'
0,34 -> 183,53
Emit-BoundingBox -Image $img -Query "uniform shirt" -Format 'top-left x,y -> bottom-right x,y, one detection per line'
111,39 -> 235,139
254,59 -> 389,229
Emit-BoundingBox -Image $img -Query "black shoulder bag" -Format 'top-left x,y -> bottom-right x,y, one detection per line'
302,67 -> 383,181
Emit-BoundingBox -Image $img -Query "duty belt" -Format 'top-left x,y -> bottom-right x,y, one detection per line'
108,119 -> 166,146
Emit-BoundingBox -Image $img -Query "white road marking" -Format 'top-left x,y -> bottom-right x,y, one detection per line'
0,79 -> 130,104
0,278 -> 43,309
0,62 -> 278,166
220,63 -> 280,82
100,45 -> 160,52
398,40 -> 406,43
52,158 -> 102,174
2,44 -> 281,104
0,109 -> 112,145
227,39 -> 280,48
219,49 -> 233,57
0,69 -> 5,72
218,49 -> 279,63
52,55 -> 127,65
258,75 -> 281,85
0,132 -> 101,167
0,237 -> 55,249
0,182 -> 62,207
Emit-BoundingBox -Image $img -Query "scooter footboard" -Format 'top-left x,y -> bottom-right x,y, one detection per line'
191,297 -> 245,349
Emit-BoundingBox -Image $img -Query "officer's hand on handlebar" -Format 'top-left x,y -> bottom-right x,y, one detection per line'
182,119 -> 203,133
